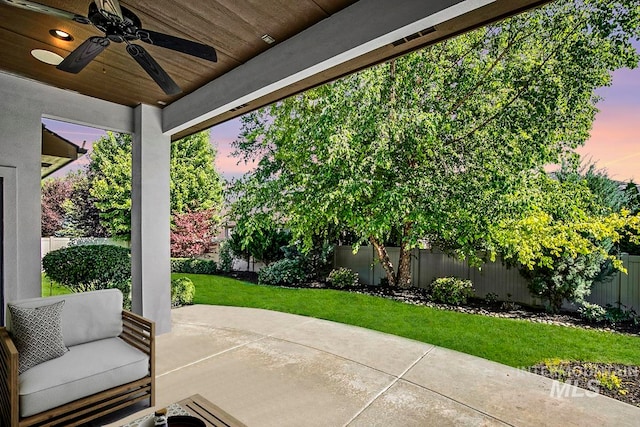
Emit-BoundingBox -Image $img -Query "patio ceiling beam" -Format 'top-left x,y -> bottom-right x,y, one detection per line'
162,0 -> 495,138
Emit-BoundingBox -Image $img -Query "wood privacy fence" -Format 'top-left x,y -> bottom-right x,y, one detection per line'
41,237 -> 129,258
333,246 -> 640,310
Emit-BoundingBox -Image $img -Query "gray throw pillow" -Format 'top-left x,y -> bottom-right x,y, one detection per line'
8,300 -> 68,374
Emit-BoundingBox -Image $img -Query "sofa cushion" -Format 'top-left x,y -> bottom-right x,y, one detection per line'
7,289 -> 123,347
8,301 -> 68,374
18,337 -> 149,418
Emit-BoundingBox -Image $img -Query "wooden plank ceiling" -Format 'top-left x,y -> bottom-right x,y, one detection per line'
0,0 -> 550,136
0,0 -> 357,107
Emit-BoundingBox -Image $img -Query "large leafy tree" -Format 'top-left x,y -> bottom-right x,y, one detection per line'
89,132 -> 133,240
89,130 -> 224,243
230,0 -> 640,287
170,131 -> 224,215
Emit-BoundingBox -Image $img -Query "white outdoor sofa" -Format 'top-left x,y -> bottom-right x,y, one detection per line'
0,289 -> 155,427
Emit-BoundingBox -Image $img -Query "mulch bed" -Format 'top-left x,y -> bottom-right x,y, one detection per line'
527,361 -> 640,407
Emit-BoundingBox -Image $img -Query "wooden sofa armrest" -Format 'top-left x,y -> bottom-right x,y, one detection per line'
0,326 -> 19,427
120,311 -> 155,406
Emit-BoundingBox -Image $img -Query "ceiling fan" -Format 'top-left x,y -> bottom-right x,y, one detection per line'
1,0 -> 218,95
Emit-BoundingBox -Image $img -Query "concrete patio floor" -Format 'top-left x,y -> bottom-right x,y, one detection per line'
108,305 -> 640,426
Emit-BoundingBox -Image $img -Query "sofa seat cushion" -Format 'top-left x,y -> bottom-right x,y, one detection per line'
18,337 -> 149,418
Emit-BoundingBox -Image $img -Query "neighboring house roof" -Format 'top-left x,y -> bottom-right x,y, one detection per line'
41,125 -> 88,178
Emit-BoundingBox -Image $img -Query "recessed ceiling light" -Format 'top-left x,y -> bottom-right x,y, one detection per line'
261,34 -> 276,45
157,101 -> 167,106
49,29 -> 73,41
31,49 -> 64,65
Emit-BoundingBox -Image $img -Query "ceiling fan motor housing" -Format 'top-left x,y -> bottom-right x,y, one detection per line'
88,1 -> 140,43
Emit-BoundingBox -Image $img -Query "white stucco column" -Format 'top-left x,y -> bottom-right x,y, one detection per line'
131,104 -> 171,334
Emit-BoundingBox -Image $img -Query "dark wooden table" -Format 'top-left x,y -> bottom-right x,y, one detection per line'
176,394 -> 246,427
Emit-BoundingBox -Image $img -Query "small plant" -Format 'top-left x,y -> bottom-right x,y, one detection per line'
595,371 -> 628,395
428,277 -> 474,305
500,293 -> 521,311
578,302 -> 606,322
484,292 -> 499,304
379,277 -> 390,287
327,268 -> 359,289
603,304 -> 638,326
171,277 -> 195,307
543,358 -> 568,380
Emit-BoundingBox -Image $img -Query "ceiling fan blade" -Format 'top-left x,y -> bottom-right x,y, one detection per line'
126,44 -> 182,96
94,0 -> 123,22
137,29 -> 217,62
0,0 -> 90,24
57,36 -> 110,74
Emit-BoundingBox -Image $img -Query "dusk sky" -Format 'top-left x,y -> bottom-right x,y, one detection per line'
44,55 -> 639,184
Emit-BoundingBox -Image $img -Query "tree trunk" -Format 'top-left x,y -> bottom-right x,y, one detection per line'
395,222 -> 413,288
369,236 -> 396,287
396,244 -> 412,288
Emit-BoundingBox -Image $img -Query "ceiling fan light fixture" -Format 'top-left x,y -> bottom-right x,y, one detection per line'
50,29 -> 73,41
30,49 -> 64,65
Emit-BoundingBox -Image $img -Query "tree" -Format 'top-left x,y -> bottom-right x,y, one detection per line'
41,177 -> 73,236
170,209 -> 217,257
492,173 -> 640,312
89,132 -> 132,240
227,216 -> 291,266
230,0 -> 640,287
170,131 -> 224,215
89,130 -> 224,241
57,170 -> 109,238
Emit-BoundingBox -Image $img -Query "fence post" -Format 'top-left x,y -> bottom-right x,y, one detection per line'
619,253 -> 630,308
370,245 -> 374,286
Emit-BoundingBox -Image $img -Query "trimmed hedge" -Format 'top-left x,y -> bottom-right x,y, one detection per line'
42,245 -> 131,292
171,258 -> 218,275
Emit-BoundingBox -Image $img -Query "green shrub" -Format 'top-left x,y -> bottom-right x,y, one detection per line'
578,302 -> 606,322
327,268 -> 359,288
428,277 -> 474,305
218,241 -> 234,273
171,258 -> 218,275
484,292 -> 499,304
42,244 -> 131,307
603,304 -> 638,326
258,258 -> 307,286
171,277 -> 195,307
522,252 -> 608,313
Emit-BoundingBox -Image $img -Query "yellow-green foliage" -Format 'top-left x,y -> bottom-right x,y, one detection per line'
493,208 -> 640,271
595,371 -> 628,395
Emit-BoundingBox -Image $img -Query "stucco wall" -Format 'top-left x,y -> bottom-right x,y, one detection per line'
0,71 -> 133,305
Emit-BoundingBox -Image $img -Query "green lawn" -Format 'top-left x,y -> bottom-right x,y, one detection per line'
179,273 -> 640,368
41,275 -> 72,296
43,273 -> 640,368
